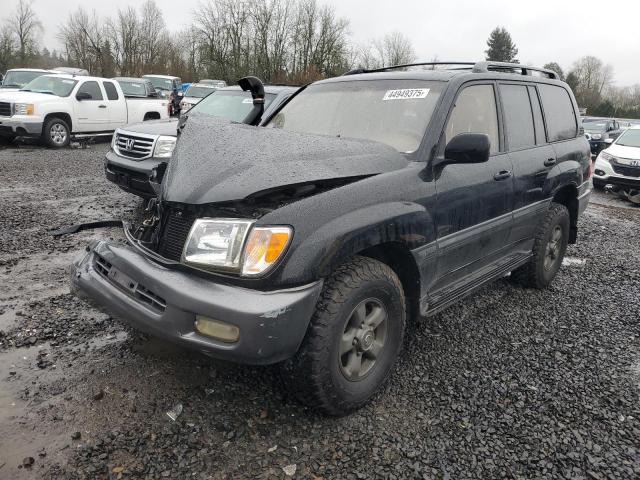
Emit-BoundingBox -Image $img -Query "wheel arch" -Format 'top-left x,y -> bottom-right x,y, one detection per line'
143,111 -> 161,121
552,183 -> 579,244
43,112 -> 73,133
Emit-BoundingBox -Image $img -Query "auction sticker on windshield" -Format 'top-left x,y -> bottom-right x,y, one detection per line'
383,88 -> 430,101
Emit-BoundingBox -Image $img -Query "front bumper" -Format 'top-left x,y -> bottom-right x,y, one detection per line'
593,156 -> 640,189
104,150 -> 163,198
0,115 -> 43,137
71,240 -> 323,365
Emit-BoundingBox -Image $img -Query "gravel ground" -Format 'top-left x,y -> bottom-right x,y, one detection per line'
0,142 -> 639,479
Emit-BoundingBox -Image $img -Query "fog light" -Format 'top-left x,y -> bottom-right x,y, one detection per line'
594,169 -> 605,176
194,315 -> 240,343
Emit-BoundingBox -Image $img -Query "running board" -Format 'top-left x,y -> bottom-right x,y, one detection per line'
73,132 -> 113,138
423,254 -> 531,316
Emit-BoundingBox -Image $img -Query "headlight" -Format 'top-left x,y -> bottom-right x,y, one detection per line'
600,152 -> 614,162
591,133 -> 602,140
111,132 -> 118,150
242,226 -> 292,276
14,103 -> 34,115
153,135 -> 176,158
181,219 -> 292,276
183,219 -> 254,271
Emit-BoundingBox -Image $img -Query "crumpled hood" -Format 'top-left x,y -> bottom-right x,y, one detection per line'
120,118 -> 178,136
162,116 -> 409,204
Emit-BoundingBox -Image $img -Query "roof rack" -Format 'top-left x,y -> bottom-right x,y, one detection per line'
343,61 -> 558,80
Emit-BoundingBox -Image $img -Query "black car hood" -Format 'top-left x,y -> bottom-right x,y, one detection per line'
162,116 -> 409,204
121,118 -> 178,136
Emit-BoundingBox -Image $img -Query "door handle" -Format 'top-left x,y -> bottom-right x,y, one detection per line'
98,105 -> 107,109
493,170 -> 512,181
544,158 -> 556,167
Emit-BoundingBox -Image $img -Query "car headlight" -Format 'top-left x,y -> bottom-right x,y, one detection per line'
600,151 -> 614,162
591,133 -> 602,140
182,219 -> 292,276
153,135 -> 176,158
14,103 -> 34,115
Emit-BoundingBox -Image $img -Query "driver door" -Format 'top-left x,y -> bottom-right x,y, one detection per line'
73,81 -> 109,132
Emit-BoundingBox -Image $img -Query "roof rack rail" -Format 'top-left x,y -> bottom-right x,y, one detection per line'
343,61 -> 558,80
472,61 -> 558,79
343,62 -> 476,76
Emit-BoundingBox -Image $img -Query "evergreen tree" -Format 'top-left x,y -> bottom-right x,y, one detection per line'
485,27 -> 518,63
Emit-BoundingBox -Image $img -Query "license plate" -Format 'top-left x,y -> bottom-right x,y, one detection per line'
108,267 -> 137,293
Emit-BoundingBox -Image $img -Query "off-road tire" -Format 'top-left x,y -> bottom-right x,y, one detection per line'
42,117 -> 70,148
281,256 -> 406,416
511,203 -> 570,289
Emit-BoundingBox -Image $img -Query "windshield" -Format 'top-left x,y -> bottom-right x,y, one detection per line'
185,86 -> 216,98
266,80 -> 444,153
118,80 -> 147,97
583,122 -> 608,132
145,77 -> 173,91
615,129 -> 640,148
20,76 -> 78,97
189,90 -> 276,123
2,70 -> 47,88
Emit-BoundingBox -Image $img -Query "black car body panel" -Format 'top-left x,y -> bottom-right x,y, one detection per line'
76,64 -> 592,364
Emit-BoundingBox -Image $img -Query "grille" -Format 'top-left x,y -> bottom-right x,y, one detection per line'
157,209 -> 196,261
0,102 -> 11,117
612,165 -> 640,178
115,131 -> 155,160
94,254 -> 166,312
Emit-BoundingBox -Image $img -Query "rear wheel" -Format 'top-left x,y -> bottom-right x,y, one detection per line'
42,117 -> 70,148
511,203 -> 570,289
281,256 -> 405,416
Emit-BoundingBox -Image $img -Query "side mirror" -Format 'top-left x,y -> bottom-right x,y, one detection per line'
76,91 -> 92,101
438,133 -> 491,166
604,138 -> 614,145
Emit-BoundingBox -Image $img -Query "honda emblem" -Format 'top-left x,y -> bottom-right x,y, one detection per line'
125,138 -> 135,151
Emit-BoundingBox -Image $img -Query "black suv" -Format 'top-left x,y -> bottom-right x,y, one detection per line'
72,61 -> 592,415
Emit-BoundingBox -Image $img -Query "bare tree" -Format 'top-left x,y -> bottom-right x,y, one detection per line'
0,26 -> 15,72
373,32 -> 416,67
9,0 -> 42,64
569,56 -> 614,111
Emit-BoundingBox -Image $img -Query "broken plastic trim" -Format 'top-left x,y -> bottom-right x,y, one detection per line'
50,220 -> 124,237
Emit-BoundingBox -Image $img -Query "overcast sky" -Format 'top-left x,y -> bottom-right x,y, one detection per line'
2,0 -> 639,86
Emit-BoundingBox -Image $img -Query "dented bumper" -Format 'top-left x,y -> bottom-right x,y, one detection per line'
71,241 -> 322,364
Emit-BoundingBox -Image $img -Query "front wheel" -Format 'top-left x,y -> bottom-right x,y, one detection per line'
281,256 -> 406,416
42,117 -> 70,148
511,203 -> 570,289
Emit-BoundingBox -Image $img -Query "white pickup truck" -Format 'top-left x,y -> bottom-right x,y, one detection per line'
0,74 -> 169,147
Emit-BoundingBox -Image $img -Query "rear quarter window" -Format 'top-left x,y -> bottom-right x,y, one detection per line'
538,84 -> 578,142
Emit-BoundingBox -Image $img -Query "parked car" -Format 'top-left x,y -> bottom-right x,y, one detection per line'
104,82 -> 298,197
593,125 -> 640,194
113,77 -> 161,99
72,61 -> 591,415
52,67 -> 90,76
582,117 -> 623,154
0,73 -> 169,147
179,83 -> 218,112
142,74 -> 181,98
199,79 -> 227,88
0,68 -> 52,92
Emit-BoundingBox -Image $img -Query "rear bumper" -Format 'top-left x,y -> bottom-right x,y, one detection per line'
0,116 -> 43,137
104,150 -> 162,197
71,240 -> 323,365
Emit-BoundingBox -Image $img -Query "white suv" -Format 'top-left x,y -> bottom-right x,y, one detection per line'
593,125 -> 640,196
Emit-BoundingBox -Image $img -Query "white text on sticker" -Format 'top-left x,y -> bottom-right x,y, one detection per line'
383,88 -> 430,101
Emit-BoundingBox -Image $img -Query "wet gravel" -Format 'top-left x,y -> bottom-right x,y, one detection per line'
0,143 -> 639,479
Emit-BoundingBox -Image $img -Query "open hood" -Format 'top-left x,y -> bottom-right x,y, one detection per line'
161,116 -> 409,204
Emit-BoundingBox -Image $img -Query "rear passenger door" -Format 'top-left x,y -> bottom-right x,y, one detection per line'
499,83 -> 556,247
432,82 -> 515,293
102,80 -> 127,129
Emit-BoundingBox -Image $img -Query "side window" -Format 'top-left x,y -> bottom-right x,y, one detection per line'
77,81 -> 103,101
500,84 -> 535,150
528,86 -> 546,145
445,84 -> 499,154
103,81 -> 119,101
538,84 -> 578,142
